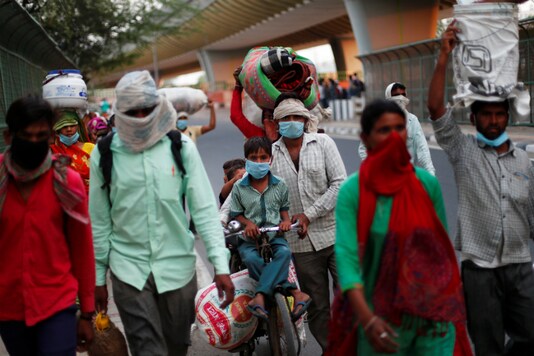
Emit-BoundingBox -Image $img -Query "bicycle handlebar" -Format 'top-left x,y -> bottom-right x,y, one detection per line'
224,221 -> 300,239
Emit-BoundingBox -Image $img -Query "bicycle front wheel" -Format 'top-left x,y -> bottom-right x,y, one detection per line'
274,293 -> 300,356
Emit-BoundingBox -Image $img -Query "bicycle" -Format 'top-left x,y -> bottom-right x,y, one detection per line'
223,221 -> 302,356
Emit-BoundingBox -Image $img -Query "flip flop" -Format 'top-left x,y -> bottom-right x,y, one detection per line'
246,304 -> 269,321
291,298 -> 312,321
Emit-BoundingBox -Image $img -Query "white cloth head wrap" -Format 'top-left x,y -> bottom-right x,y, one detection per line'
385,82 -> 409,99
273,98 -> 311,121
176,111 -> 189,119
114,71 -> 176,152
385,82 -> 410,111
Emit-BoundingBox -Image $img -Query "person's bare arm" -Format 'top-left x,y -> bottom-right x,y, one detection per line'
428,20 -> 459,120
201,100 -> 216,134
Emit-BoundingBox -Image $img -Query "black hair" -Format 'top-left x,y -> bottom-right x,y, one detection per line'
470,100 -> 509,116
227,165 -> 244,181
244,136 -> 272,158
391,83 -> 406,92
222,158 -> 245,171
5,94 -> 56,133
361,99 -> 406,135
274,92 -> 302,109
108,114 -> 115,127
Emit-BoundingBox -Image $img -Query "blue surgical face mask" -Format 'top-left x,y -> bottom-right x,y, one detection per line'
59,132 -> 79,146
279,121 -> 304,139
111,127 -> 117,133
177,120 -> 188,131
476,131 -> 509,147
245,160 -> 270,179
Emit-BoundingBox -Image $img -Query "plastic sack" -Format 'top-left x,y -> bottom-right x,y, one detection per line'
195,263 -> 306,350
452,3 -> 530,121
239,46 -> 319,111
195,269 -> 259,350
158,87 -> 208,115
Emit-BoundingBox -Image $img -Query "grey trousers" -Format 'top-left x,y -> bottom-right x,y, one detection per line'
462,261 -> 534,356
111,272 -> 197,356
292,245 -> 338,352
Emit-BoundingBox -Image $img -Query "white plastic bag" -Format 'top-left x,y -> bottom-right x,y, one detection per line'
452,3 -> 530,121
158,87 -> 208,115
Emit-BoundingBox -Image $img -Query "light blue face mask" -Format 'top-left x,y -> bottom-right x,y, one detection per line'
279,121 -> 304,139
177,120 -> 188,131
476,131 -> 509,147
111,127 -> 117,133
59,132 -> 79,146
245,160 -> 270,179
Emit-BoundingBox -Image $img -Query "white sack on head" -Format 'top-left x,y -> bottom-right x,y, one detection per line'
452,3 -> 530,122
114,71 -> 176,153
273,98 -> 311,121
158,87 -> 208,115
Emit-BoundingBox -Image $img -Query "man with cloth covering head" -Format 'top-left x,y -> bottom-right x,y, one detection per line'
89,70 -> 234,356
358,82 -> 435,175
269,93 -> 347,351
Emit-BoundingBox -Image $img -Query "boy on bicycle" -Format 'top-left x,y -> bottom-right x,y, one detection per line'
230,136 -> 311,321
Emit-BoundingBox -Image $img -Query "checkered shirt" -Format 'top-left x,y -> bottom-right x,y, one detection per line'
432,108 -> 534,263
271,133 -> 347,253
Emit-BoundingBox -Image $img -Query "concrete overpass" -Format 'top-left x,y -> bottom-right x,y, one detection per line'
91,0 -> 456,89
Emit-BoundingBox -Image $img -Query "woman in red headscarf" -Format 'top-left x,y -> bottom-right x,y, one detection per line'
328,99 -> 472,356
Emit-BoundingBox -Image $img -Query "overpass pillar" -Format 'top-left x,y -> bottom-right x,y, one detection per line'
197,48 -> 250,92
343,0 -> 439,55
329,36 -> 364,79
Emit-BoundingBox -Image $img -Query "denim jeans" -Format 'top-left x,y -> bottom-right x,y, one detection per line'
238,236 -> 296,297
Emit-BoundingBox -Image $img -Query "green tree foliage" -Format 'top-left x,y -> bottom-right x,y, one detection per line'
19,0 -> 195,78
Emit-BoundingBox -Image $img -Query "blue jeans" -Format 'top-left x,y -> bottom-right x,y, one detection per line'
0,305 -> 77,356
238,236 -> 296,297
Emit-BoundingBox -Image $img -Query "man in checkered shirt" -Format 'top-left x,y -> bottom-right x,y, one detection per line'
428,23 -> 534,355
269,93 -> 347,351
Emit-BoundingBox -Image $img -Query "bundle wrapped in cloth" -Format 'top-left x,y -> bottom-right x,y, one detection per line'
452,2 -> 530,121
158,87 -> 208,115
88,312 -> 129,356
238,46 -> 319,110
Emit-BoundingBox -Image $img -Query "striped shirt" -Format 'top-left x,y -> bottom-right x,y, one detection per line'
271,133 -> 347,253
432,108 -> 534,264
229,173 -> 289,228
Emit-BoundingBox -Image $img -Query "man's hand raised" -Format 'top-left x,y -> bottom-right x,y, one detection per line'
441,20 -> 460,56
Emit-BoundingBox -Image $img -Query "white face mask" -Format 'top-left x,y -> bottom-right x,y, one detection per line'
388,95 -> 410,111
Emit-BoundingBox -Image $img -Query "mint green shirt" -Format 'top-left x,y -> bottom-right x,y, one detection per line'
335,168 -> 447,299
89,134 -> 229,292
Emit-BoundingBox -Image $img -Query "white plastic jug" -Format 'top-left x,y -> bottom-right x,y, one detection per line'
43,69 -> 88,109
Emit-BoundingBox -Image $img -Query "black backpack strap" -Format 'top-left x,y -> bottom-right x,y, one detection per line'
97,132 -> 115,194
167,130 -> 186,177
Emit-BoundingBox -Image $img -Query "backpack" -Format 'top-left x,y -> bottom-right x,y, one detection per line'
97,131 -> 186,198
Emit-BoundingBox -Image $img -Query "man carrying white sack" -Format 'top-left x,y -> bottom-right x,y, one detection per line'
358,82 -> 435,175
428,20 -> 534,356
89,70 -> 234,356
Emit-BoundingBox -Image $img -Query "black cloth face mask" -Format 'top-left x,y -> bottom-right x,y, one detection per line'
10,136 -> 50,170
